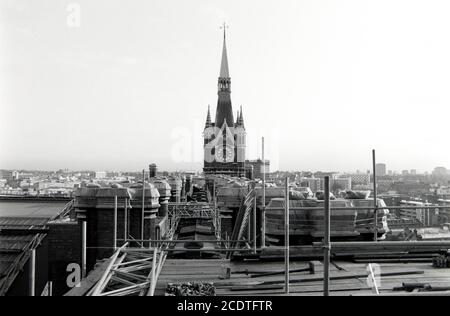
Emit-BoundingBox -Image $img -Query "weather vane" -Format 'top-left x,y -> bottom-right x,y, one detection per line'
220,22 -> 229,39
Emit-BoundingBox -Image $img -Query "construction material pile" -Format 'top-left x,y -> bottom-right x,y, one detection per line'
166,282 -> 216,296
432,252 -> 450,268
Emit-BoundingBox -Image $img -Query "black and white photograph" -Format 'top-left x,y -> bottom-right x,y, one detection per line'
1,0 -> 450,302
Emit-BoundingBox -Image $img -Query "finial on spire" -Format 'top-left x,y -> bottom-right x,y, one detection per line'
221,22 -> 228,40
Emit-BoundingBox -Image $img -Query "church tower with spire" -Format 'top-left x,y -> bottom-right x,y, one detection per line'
203,25 -> 246,177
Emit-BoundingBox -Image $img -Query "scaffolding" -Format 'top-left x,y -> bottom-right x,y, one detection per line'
168,202 -> 216,219
87,243 -> 167,296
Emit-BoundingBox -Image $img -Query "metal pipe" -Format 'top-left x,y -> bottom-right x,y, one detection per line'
118,239 -> 249,243
150,247 -> 157,293
81,221 -> 87,278
331,240 -> 450,248
285,176 -> 290,294
368,263 -> 380,295
372,149 -> 378,242
122,247 -> 257,253
247,208 -> 251,242
29,249 -> 36,296
116,239 -> 450,247
141,169 -> 145,244
213,178 -> 217,236
114,195 -> 118,251
253,184 -> 257,254
244,205 -> 450,211
91,243 -> 128,296
261,137 -> 266,248
323,176 -> 330,297
124,198 -> 128,242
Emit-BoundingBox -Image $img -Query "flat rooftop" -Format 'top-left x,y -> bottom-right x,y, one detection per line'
0,201 -> 67,218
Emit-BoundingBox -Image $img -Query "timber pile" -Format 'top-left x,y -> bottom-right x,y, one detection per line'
216,261 -> 443,296
166,282 -> 215,296
234,242 -> 450,262
155,258 -> 450,296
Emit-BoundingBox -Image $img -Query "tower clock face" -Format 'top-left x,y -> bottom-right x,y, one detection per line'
215,145 -> 234,162
214,145 -> 225,162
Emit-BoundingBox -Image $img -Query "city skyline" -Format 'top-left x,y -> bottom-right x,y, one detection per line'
1,0 -> 450,172
0,165 -> 447,175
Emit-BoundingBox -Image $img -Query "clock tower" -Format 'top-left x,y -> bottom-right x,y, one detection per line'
203,25 -> 246,177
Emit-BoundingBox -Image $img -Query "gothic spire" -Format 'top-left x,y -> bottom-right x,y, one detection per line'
215,23 -> 234,127
205,105 -> 212,128
219,23 -> 230,78
239,105 -> 245,127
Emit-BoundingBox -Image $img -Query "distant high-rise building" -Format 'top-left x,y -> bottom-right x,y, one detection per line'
433,167 -> 448,176
203,26 -> 246,177
388,170 -> 393,176
12,171 -> 19,181
402,170 -> 409,176
375,163 -> 387,176
0,170 -> 13,181
410,169 -> 417,175
149,164 -> 157,178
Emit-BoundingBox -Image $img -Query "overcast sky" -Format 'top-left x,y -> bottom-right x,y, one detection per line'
0,0 -> 449,173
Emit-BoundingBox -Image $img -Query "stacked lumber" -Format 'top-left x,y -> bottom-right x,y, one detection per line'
215,261 -> 432,296
155,257 -> 450,296
234,241 -> 450,262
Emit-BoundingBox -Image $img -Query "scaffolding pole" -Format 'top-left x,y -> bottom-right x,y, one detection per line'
81,221 -> 87,278
29,249 -> 36,296
114,195 -> 118,251
323,176 -> 331,297
261,136 -> 266,248
285,176 -> 290,294
253,184 -> 257,254
372,149 -> 378,242
124,198 -> 128,242
141,169 -> 145,244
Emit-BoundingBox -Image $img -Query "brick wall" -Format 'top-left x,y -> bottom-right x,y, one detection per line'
47,221 -> 81,296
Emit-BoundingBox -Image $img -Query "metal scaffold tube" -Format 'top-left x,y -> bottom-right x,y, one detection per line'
372,149 -> 378,242
323,176 -> 331,297
141,169 -> 145,245
253,182 -> 257,254
285,176 -> 290,294
261,136 -> 266,248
